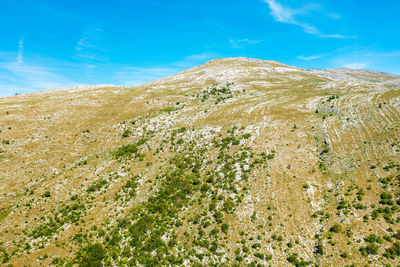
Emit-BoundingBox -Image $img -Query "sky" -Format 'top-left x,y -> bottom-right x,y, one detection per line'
0,0 -> 399,96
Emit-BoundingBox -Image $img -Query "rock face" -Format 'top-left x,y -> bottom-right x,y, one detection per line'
0,57 -> 400,266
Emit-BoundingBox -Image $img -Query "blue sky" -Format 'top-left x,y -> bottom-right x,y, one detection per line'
0,0 -> 399,96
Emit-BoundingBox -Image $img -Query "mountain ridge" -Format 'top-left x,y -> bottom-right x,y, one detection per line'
2,57 -> 399,99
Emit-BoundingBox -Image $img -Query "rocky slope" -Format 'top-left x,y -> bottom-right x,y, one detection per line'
0,57 -> 400,266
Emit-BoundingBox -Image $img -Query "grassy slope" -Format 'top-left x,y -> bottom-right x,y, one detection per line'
0,57 -> 400,266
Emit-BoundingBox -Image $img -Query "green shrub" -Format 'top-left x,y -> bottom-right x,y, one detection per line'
267,152 -> 275,160
254,252 -> 264,259
77,243 -> 106,267
360,243 -> 379,256
87,179 -> 108,193
380,192 -> 394,205
383,242 -> 400,259
286,253 -> 311,266
122,129 -> 132,138
112,144 -> 139,158
160,107 -> 177,113
337,199 -> 348,210
243,133 -> 251,139
329,223 -> 342,233
364,233 -> 382,244
221,223 -> 229,234
315,243 -> 324,255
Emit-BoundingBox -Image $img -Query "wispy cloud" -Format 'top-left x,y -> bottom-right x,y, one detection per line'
0,39 -> 79,96
229,39 -> 262,48
114,52 -> 220,85
328,48 -> 400,74
0,62 -> 76,90
298,53 -> 328,61
76,28 -> 102,51
263,0 -> 318,34
298,45 -> 353,61
263,0 -> 354,38
17,37 -> 24,63
344,62 -> 367,69
75,27 -> 108,63
172,52 -> 219,67
320,33 -> 354,39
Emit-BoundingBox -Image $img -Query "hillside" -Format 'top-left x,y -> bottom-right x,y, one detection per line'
1,57 -> 400,266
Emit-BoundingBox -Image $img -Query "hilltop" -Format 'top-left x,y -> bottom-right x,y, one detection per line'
1,57 -> 400,266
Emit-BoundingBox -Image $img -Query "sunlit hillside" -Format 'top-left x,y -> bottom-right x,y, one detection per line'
1,57 -> 400,266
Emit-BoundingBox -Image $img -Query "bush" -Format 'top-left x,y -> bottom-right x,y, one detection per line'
243,133 -> 251,139
87,179 -> 108,193
221,223 -> 229,234
160,107 -> 177,113
286,253 -> 311,266
364,233 -> 382,244
223,198 -> 234,212
254,252 -> 264,259
380,192 -> 394,205
200,184 -> 210,193
329,223 -> 342,233
267,153 -> 275,160
315,243 -> 324,255
77,243 -> 106,266
371,209 -> 379,219
122,129 -> 132,138
383,242 -> 400,259
112,144 -> 139,158
360,243 -> 379,256
337,199 -> 348,210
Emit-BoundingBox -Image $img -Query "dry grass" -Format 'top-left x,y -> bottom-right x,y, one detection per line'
0,57 -> 399,266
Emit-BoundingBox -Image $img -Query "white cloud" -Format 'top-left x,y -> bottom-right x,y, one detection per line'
264,0 -> 317,33
75,27 -> 108,63
0,39 -> 79,96
329,48 -> 400,74
0,61 -> 78,92
263,0 -> 352,38
264,0 -> 296,23
320,33 -> 355,39
229,39 -> 263,48
298,46 -> 353,61
17,37 -> 24,63
76,28 -> 102,51
344,63 -> 367,69
173,52 -> 219,67
298,54 -> 327,61
114,52 -> 220,85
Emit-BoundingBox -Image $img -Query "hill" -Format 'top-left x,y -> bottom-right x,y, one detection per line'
1,57 -> 400,266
